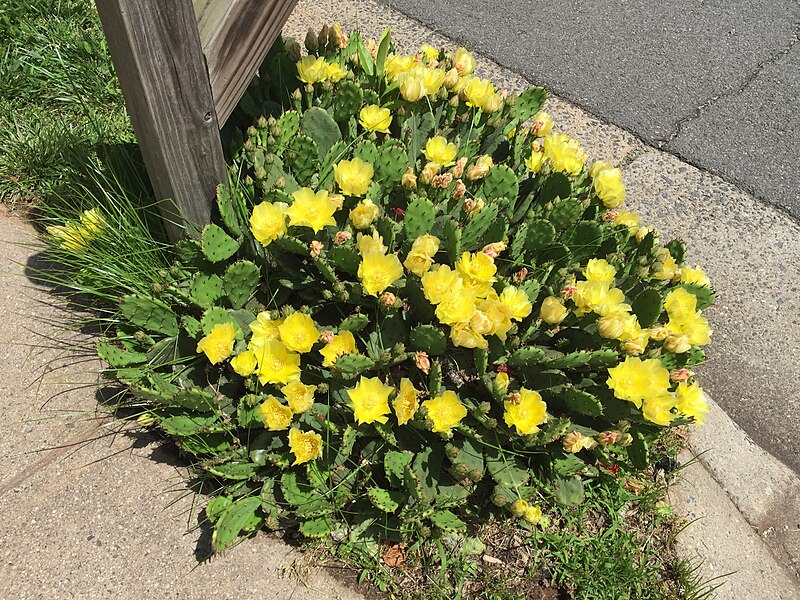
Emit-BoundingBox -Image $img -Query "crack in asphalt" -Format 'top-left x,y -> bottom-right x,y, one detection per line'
658,24 -> 800,148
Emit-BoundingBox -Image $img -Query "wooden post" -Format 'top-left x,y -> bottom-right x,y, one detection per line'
96,0 -> 226,240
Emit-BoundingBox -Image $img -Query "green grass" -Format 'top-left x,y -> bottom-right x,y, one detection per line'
0,0 -> 130,206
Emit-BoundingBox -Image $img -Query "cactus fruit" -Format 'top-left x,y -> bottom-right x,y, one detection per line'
120,295 -> 179,336
409,324 -> 447,355
224,261 -> 260,309
301,107 -> 342,158
201,223 -> 240,263
285,135 -> 320,185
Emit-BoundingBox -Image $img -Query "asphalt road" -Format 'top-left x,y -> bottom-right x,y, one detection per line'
383,0 -> 800,218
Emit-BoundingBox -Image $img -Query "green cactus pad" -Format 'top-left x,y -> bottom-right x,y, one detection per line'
285,134 -> 320,185
201,223 -> 240,263
384,450 -> 414,487
563,387 -> 604,417
299,515 -> 337,538
276,110 -> 300,149
631,288 -> 663,328
430,509 -> 466,532
554,476 -> 585,506
326,246 -> 360,276
223,261 -> 260,309
319,140 -> 349,187
508,346 -> 547,367
442,218 -> 462,263
211,496 -> 261,553
190,273 -> 224,308
524,219 -> 557,253
403,196 -> 436,242
120,295 -> 179,336
200,306 -> 240,336
333,353 -> 376,378
409,324 -> 447,355
485,447 -> 530,487
461,202 -> 499,250
333,80 -> 364,122
216,184 -> 243,237
547,198 -> 585,230
354,140 -> 378,165
666,239 -> 687,265
538,172 -> 573,205
628,430 -> 649,469
339,312 -> 370,332
95,341 -> 147,369
301,107 -> 342,158
482,165 -> 519,204
368,487 -> 403,513
567,221 -> 604,259
514,86 -> 547,122
375,140 -> 408,187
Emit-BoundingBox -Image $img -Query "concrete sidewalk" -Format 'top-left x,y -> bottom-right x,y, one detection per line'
0,1 -> 797,598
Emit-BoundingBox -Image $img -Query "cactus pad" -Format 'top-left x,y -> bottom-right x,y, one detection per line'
409,324 -> 447,355
120,295 -> 179,336
201,223 -> 240,263
224,261 -> 260,309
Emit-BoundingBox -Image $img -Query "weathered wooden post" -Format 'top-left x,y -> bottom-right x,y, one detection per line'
95,0 -> 298,240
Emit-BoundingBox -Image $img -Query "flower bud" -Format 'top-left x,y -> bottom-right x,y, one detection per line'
136,413 -> 156,427
414,352 -> 431,374
331,24 -> 348,49
622,336 -> 648,356
443,67 -> 460,90
481,241 -> 506,258
333,230 -> 352,245
304,28 -> 318,53
512,268 -> 528,283
560,284 -> 578,300
510,498 -> 529,517
401,167 -> 417,189
617,433 -> 633,447
133,330 -> 148,343
150,282 -> 163,294
466,197 -> 485,217
602,209 -> 620,222
284,39 -> 301,61
328,193 -> 344,210
365,37 -> 378,59
523,505 -> 543,525
530,111 -> 554,137
399,75 -> 425,102
562,431 -> 596,453
379,292 -> 398,309
493,372 -> 510,394
648,324 -> 670,341
540,296 -> 568,324
670,368 -> 695,382
419,162 -> 440,185
664,334 -> 691,354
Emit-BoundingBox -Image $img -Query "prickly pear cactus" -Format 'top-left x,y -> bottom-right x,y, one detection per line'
91,25 -> 715,562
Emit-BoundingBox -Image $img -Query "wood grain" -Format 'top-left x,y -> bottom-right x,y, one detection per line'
96,0 -> 226,240
193,0 -> 299,125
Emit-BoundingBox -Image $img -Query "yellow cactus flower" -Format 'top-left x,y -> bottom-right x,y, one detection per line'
334,157 -> 374,196
510,498 -> 529,517
423,136 -> 459,167
421,67 -> 446,95
654,249 -> 679,280
584,258 -> 616,283
250,201 -> 287,246
249,311 -> 282,351
254,340 -> 301,385
411,234 -> 440,256
588,161 -> 613,179
286,187 -> 338,232
543,133 -> 587,176
453,47 -> 476,75
359,104 -> 392,133
680,265 -> 710,287
281,381 -> 317,414
668,312 -> 712,346
675,381 -> 708,425
642,394 -> 677,426
324,62 -> 346,82
530,111 -> 554,137
539,296 -> 568,325
450,321 -> 488,349
435,285 -> 477,325
398,73 -> 426,101
230,350 -> 258,376
614,210 -> 640,230
593,167 -> 626,208
356,230 -> 387,256
358,251 -> 404,296
349,198 -> 380,229
525,150 -> 545,173
664,288 -> 698,322
297,56 -> 328,83
481,91 -> 503,113
463,77 -> 496,110
384,53 -> 416,80
347,376 -> 393,425
524,505 -> 543,525
288,427 -> 323,465
420,43 -> 439,62
456,251 -> 497,289
504,388 -> 548,435
256,395 -> 294,431
421,264 -> 461,305
606,357 -> 671,408
479,295 -> 514,340
47,222 -> 92,252
562,431 -> 597,453
494,372 -> 510,393
277,312 -> 319,354
393,378 -> 420,425
403,234 -> 440,276
422,390 -> 468,433
573,281 -> 628,316
597,310 -> 635,340
196,322 -> 236,364
319,330 -> 358,367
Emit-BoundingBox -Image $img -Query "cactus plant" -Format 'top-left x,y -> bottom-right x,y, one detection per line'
201,224 -> 240,263
223,261 -> 260,309
301,107 -> 342,157
285,135 -> 320,185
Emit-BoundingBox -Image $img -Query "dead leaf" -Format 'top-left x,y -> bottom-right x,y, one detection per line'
382,543 -> 406,568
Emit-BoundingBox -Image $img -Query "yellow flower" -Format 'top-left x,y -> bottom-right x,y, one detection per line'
421,264 -> 461,305
606,357 -> 670,408
525,150 -> 545,173
588,161 -> 613,179
498,286 -> 532,321
384,54 -> 416,80
584,258 -> 616,283
481,92 -> 503,113
393,378 -> 420,425
642,394 -> 676,426
494,372 -> 510,394
463,77 -> 496,110
288,427 -> 323,465
504,388 -> 548,435
281,381 -> 317,414
479,296 -> 513,340
398,73 -> 426,101
297,56 -> 328,83
334,158 -> 374,196
675,382 -> 708,425
347,376 -> 393,425
359,104 -> 392,133
196,322 -> 236,364
403,235 -> 440,276
664,289 -> 712,346
562,431 -> 597,453
420,43 -> 439,62
435,285 -> 477,325
421,68 -> 446,94
422,390 -> 468,433
349,198 -> 380,229
423,136 -> 459,167
356,230 -> 387,256
319,330 -> 358,367
530,111 -> 554,137
449,321 -> 487,349
358,251 -> 404,296
250,202 -> 287,246
249,311 -> 282,351
524,505 -> 543,525
539,296 -> 568,325
597,310 -> 635,340
277,312 -> 319,353
47,222 -> 92,252
573,281 -> 628,316
654,249 -> 679,280
664,288 -> 698,322
680,265 -> 710,287
80,208 -> 104,234
453,48 -> 476,75
456,251 -> 497,289
324,62 -> 346,82
411,234 -> 440,256
614,210 -> 640,230
286,187 -> 337,232
254,340 -> 301,385
510,498 -> 529,517
230,350 -> 258,376
256,395 -> 294,430
593,167 -> 626,208
543,133 -> 587,176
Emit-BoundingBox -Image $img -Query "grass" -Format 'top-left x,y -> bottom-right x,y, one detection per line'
3,3 -> 724,599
